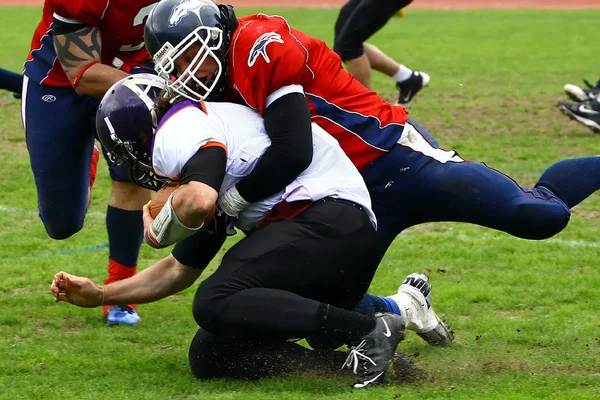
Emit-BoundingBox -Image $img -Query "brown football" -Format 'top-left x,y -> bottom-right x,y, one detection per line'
149,181 -> 217,229
150,181 -> 181,219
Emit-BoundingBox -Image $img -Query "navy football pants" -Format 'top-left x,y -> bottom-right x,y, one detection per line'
22,65 -> 153,239
23,77 -> 99,239
0,68 -> 23,94
362,119 -> 571,258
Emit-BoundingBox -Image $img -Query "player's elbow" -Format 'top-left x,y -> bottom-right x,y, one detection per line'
62,65 -> 91,96
172,183 -> 217,228
286,144 -> 313,175
73,84 -> 89,97
72,80 -> 98,98
289,154 -> 312,175
175,194 -> 214,225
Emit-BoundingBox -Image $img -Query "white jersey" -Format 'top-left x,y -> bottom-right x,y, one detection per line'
152,100 -> 376,231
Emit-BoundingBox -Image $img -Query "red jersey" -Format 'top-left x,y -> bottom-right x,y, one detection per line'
226,14 -> 409,171
25,0 -> 158,86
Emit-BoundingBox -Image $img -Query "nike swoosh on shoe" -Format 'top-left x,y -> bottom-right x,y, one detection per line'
353,371 -> 385,388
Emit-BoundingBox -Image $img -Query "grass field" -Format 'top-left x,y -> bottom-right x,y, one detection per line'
1,6 -> 599,400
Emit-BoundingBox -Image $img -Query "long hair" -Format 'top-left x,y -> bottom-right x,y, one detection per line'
154,87 -> 187,123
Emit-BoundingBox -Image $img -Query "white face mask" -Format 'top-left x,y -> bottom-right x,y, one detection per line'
153,26 -> 224,102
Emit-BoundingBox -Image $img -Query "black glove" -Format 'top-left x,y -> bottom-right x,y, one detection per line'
206,205 -> 238,236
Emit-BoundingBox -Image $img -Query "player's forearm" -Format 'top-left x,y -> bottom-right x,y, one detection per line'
172,182 -> 218,228
53,23 -> 128,99
102,255 -> 201,305
144,182 -> 217,249
74,63 -> 129,99
235,92 -> 313,203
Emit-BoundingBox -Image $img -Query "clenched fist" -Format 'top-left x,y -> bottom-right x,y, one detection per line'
50,272 -> 103,308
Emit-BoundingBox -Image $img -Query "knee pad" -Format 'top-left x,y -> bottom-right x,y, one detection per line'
333,35 -> 364,62
188,329 -> 220,379
99,146 -> 135,183
98,145 -> 139,183
512,201 -> 571,240
41,211 -> 84,240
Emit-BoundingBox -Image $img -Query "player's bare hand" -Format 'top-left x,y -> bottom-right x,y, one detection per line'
50,272 -> 103,308
142,200 -> 154,232
142,200 -> 167,248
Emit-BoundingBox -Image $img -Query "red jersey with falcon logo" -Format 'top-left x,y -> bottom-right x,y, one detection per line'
25,0 -> 158,86
226,13 -> 409,171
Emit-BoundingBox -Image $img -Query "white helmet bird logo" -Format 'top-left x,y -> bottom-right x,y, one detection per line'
248,32 -> 284,67
168,0 -> 206,26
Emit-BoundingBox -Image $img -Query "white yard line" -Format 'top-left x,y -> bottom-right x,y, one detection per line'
448,232 -> 600,249
0,204 -> 106,218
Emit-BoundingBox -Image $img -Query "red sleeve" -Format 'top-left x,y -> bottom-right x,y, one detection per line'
50,0 -> 109,26
230,15 -> 312,115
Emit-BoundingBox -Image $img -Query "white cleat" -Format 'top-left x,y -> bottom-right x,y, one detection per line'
389,272 -> 454,346
564,80 -> 599,102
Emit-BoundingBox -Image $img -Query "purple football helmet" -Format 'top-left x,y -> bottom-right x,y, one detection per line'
96,74 -> 169,191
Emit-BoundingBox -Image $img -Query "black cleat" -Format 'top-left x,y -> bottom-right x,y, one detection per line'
342,312 -> 406,388
564,79 -> 599,102
396,71 -> 430,108
557,99 -> 600,134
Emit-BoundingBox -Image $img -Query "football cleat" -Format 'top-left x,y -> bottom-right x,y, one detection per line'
390,273 -> 454,346
396,71 -> 430,108
557,99 -> 600,134
342,312 -> 406,388
564,79 -> 599,102
105,305 -> 141,326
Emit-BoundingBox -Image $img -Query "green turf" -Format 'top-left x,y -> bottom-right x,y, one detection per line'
1,6 -> 599,400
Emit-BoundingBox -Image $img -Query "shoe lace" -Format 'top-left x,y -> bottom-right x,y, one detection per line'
342,340 -> 376,374
583,79 -> 594,89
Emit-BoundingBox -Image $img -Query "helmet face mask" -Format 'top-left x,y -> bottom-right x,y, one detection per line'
154,26 -> 224,101
145,0 -> 238,101
96,74 -> 171,191
128,163 -> 168,191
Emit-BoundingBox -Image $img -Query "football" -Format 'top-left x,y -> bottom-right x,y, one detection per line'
150,181 -> 181,219
149,181 -> 217,228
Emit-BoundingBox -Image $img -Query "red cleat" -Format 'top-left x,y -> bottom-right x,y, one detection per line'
102,260 -> 140,325
89,145 -> 100,189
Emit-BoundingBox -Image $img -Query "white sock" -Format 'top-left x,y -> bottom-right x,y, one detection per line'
393,65 -> 413,83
